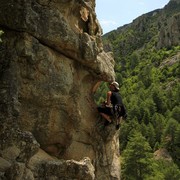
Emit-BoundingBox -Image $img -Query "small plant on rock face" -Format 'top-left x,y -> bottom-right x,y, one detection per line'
0,30 -> 3,42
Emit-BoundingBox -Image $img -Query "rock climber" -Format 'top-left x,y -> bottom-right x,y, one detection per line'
97,81 -> 126,129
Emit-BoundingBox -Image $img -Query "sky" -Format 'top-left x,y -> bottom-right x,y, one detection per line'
95,0 -> 170,34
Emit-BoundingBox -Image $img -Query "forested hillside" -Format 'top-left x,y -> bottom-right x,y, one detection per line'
95,0 -> 180,179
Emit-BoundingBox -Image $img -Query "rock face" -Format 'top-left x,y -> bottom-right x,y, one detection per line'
157,13 -> 180,48
157,0 -> 180,49
170,0 -> 179,3
0,0 -> 119,180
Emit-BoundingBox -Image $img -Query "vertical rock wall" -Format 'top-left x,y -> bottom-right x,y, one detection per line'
0,0 -> 120,179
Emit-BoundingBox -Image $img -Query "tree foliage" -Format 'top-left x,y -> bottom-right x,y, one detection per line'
122,131 -> 155,180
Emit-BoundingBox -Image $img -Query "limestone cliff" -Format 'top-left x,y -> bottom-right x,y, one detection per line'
0,0 -> 120,179
157,0 -> 180,48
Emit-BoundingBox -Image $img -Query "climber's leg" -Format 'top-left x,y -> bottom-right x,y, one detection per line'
100,113 -> 112,122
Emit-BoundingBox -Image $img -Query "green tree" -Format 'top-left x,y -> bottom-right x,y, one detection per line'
145,98 -> 157,116
140,122 -> 148,138
94,82 -> 108,105
162,118 -> 180,165
120,119 -> 142,152
128,104 -> 141,121
154,141 -> 160,151
138,66 -> 152,88
151,113 -> 166,143
155,160 -> 180,180
146,123 -> 156,148
142,108 -> 151,125
129,52 -> 139,69
151,87 -> 167,114
174,125 -> 180,167
170,106 -> 180,122
122,131 -> 155,180
119,121 -> 132,152
116,72 -> 123,85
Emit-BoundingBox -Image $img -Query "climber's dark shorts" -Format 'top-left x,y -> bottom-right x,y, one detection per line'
97,105 -> 113,116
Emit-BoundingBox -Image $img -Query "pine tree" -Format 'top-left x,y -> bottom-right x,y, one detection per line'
122,131 -> 155,180
171,106 -> 180,122
147,123 -> 156,148
151,88 -> 167,114
155,160 -> 180,180
142,108 -> 151,125
119,119 -> 141,152
162,118 -> 180,166
151,113 -> 166,143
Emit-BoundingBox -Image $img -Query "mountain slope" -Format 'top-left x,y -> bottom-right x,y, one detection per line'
103,0 -> 180,54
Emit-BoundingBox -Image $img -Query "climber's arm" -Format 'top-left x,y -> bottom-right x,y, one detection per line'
106,91 -> 112,106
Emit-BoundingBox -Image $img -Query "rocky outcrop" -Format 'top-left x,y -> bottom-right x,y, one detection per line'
0,0 -> 119,180
157,12 -> 180,49
154,148 -> 172,162
157,0 -> 180,48
170,0 -> 180,3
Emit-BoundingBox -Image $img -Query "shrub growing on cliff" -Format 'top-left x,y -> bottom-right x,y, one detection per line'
0,30 -> 3,42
